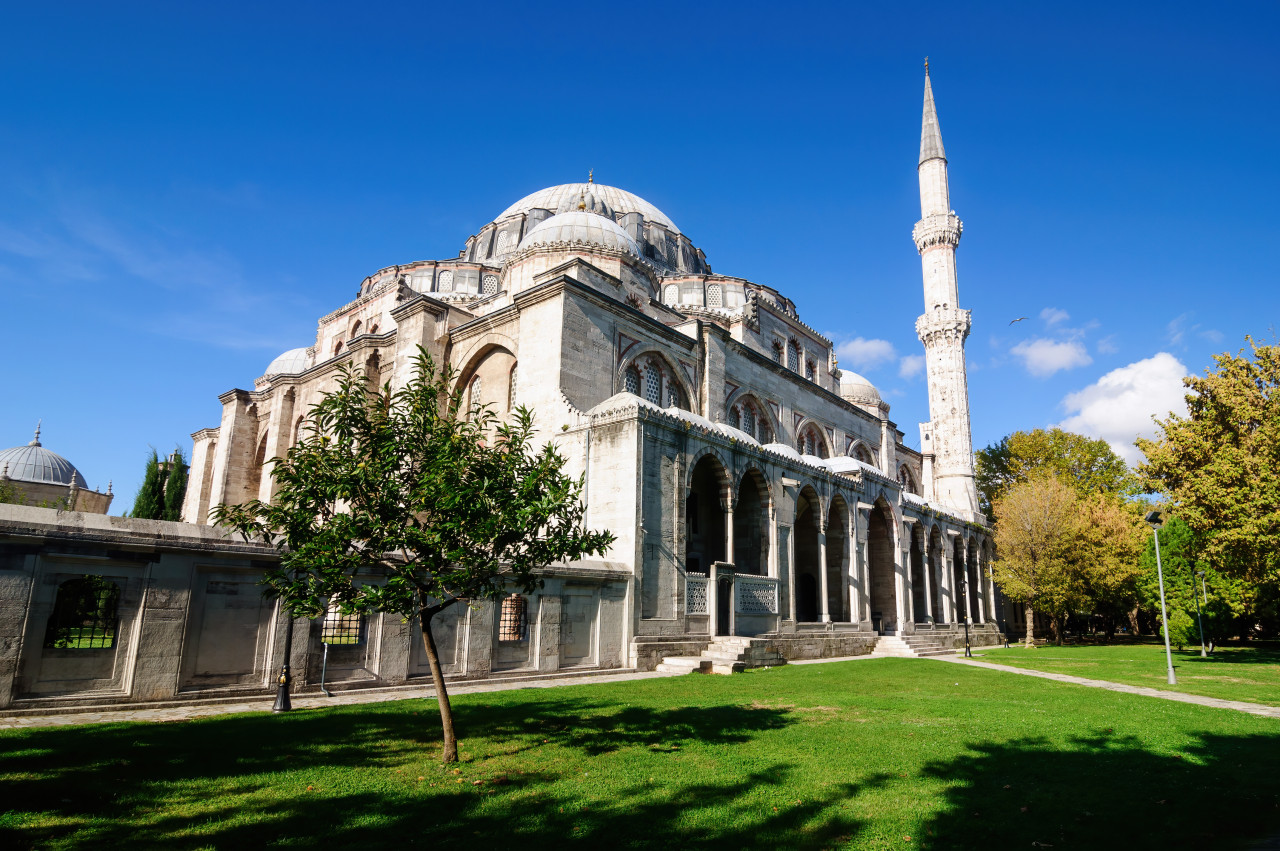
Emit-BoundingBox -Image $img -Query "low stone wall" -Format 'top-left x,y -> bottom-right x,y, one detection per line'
765,632 -> 879,660
631,638 -> 712,671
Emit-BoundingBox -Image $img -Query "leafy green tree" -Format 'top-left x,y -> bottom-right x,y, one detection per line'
976,428 -> 1137,516
130,449 -> 166,519
213,348 -> 614,763
162,448 -> 188,521
1138,337 -> 1280,586
1063,494 -> 1146,639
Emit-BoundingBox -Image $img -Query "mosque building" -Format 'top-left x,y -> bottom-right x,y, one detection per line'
177,69 -> 1000,676
0,424 -> 113,514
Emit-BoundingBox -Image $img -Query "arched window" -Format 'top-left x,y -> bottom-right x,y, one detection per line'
729,406 -> 741,429
899,465 -> 918,495
44,575 -> 120,649
368,324 -> 379,335
854,443 -> 876,466
482,274 -> 499,295
350,319 -> 362,338
787,340 -> 800,372
664,284 -> 679,305
469,375 -> 483,414
624,366 -> 641,396
805,359 -> 816,381
798,425 -> 827,459
495,231 -> 511,256
334,340 -> 343,356
643,362 -> 662,405
728,397 -> 773,443
508,362 -> 518,411
707,283 -> 722,308
772,340 -> 784,364
666,381 -> 683,409
438,270 -> 454,292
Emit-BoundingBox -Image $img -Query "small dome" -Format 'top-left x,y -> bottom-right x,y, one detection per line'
517,211 -> 641,256
265,347 -> 312,377
839,371 -> 882,406
498,183 -> 681,234
0,426 -> 87,488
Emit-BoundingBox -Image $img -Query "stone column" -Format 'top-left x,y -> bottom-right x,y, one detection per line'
817,521 -> 830,623
724,502 -> 735,567
855,503 -> 873,624
920,527 -> 934,623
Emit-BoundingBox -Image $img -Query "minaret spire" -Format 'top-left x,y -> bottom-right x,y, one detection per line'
912,67 -> 980,519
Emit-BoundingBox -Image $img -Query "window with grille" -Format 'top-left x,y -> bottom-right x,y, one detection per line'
321,606 -> 363,645
438,270 -> 454,292
707,284 -> 722,308
496,231 -> 511,255
772,340 -> 783,363
44,575 -> 120,649
644,363 -> 661,404
625,367 -> 641,395
482,274 -> 499,295
666,381 -> 682,409
499,593 -> 528,642
805,359 -> 816,381
469,376 -> 482,413
508,363 -> 518,410
729,406 -> 741,429
743,405 -> 756,438
787,341 -> 799,371
664,284 -> 679,304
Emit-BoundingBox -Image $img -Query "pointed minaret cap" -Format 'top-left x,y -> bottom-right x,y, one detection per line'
919,59 -> 947,166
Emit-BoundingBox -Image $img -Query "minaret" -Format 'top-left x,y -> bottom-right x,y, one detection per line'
913,63 -> 981,518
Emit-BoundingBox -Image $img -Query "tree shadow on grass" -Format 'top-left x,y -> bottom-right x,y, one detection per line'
917,729 -> 1280,850
1,697 -> 870,850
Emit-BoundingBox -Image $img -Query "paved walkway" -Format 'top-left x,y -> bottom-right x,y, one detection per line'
932,655 -> 1280,719
0,670 -> 671,730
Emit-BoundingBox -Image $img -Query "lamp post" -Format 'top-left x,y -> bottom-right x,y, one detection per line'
961,578 -> 972,658
1145,511 -> 1177,685
1194,570 -> 1208,657
273,608 -> 295,712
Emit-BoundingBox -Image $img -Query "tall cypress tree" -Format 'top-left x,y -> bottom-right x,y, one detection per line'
162,448 -> 189,521
130,449 -> 166,519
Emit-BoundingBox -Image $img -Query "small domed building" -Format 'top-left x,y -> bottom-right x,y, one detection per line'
182,71 -> 998,677
0,424 -> 113,514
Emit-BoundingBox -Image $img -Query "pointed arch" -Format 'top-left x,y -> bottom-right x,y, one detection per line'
867,496 -> 898,632
732,466 -> 771,577
795,419 -> 830,459
793,484 -> 824,623
826,494 -> 851,621
725,391 -> 777,444
619,347 -> 694,411
686,452 -> 731,577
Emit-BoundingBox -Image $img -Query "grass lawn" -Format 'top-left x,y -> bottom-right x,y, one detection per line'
979,642 -> 1280,707
3,659 -> 1280,850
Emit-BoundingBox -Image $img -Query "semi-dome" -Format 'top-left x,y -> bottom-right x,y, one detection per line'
839,371 -> 882,407
498,183 -> 682,234
517,211 -> 641,256
265,347 -> 313,377
0,426 -> 88,488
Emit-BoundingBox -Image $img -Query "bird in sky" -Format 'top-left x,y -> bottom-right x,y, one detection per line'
1009,317 -> 1028,325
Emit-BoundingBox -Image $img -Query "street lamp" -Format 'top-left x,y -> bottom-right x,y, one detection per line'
273,608 -> 295,712
1194,570 -> 1208,657
961,578 -> 972,658
1145,511 -> 1177,685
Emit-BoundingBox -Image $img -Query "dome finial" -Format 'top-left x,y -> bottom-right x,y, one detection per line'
30,419 -> 42,447
588,168 -> 593,184
924,56 -> 929,76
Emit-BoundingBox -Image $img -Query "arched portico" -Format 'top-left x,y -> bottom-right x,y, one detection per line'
908,522 -> 928,622
928,525 -> 946,623
733,468 -> 770,576
685,454 -> 728,576
867,499 -> 898,632
793,486 -> 823,622
826,496 -> 850,622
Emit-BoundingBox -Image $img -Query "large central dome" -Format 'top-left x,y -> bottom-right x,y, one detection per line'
497,183 -> 682,235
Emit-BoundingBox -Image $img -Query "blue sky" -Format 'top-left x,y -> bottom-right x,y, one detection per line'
2,1 -> 1277,511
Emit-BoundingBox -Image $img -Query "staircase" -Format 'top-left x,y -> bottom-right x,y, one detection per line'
656,637 -> 788,675
869,632 -> 957,658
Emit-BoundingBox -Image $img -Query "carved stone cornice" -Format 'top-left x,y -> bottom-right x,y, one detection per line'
912,213 -> 963,253
915,308 -> 972,346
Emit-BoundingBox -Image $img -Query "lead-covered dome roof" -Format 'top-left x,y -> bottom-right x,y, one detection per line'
0,427 -> 88,487
498,183 -> 682,234
518,211 -> 641,256
839,371 -> 882,407
265,347 -> 313,377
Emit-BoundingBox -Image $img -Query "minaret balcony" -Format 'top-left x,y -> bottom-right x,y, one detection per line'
915,308 -> 972,344
912,213 -> 963,252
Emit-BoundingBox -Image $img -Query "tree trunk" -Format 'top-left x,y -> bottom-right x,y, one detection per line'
418,605 -> 459,764
1050,615 -> 1063,646
1024,600 -> 1035,647
1128,606 -> 1140,636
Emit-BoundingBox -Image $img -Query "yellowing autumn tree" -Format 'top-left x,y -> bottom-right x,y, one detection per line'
990,475 -> 1078,646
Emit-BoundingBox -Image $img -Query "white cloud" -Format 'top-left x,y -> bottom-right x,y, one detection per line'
836,337 -> 897,371
1057,353 -> 1189,466
898,354 -> 925,379
1010,338 -> 1093,377
1040,307 -> 1070,326
1097,335 -> 1119,355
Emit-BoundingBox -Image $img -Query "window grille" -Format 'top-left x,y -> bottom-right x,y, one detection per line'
44,575 -> 120,649
499,593 -> 528,641
482,274 -> 499,295
666,382 -> 681,409
729,406 -> 741,429
469,376 -> 482,413
707,284 -> 722,308
644,363 -> 661,404
496,231 -> 511,255
438,270 -> 454,292
625,367 -> 641,395
321,607 -> 363,645
772,341 -> 783,364
509,363 -> 518,409
787,341 -> 799,371
664,284 -> 679,305
805,359 -> 816,381
743,405 -> 756,438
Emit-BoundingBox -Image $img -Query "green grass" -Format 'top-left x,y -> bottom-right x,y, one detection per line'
3,659 -> 1280,850
979,642 -> 1280,706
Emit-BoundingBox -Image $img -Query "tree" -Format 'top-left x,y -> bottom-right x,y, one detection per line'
130,449 -> 166,519
989,475 -> 1078,646
213,348 -> 614,763
1138,337 -> 1280,585
1063,494 -> 1145,639
162,448 -> 188,521
976,428 -> 1136,516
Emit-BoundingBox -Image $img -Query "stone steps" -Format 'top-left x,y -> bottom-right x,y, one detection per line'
658,637 -> 787,675
869,634 -> 955,658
